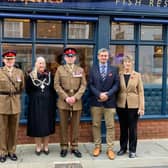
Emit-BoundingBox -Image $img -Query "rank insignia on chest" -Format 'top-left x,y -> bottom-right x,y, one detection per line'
73,71 -> 82,77
16,76 -> 22,82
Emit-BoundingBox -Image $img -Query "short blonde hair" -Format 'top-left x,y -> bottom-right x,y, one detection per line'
122,55 -> 134,64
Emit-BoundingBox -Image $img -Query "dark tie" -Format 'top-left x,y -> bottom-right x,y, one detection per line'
101,65 -> 106,81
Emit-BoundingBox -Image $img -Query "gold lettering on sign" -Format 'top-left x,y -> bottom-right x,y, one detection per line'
149,0 -> 154,6
135,0 -> 142,6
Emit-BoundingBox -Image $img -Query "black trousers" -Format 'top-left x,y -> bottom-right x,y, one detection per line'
117,107 -> 139,153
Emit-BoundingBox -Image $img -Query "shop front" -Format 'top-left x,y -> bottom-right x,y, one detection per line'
0,0 -> 168,142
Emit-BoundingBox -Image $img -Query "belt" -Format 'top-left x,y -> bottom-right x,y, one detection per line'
0,91 -> 20,96
65,89 -> 77,93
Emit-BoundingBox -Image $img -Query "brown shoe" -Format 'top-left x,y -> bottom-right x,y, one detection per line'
93,147 -> 101,157
107,150 -> 115,160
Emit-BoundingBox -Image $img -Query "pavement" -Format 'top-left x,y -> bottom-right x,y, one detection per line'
1,139 -> 168,168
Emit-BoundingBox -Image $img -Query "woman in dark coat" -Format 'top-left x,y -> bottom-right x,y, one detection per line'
26,57 -> 56,155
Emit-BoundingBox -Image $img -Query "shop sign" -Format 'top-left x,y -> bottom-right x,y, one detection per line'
2,0 -> 168,8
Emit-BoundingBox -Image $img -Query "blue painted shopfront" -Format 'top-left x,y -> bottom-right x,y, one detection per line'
0,1 -> 168,124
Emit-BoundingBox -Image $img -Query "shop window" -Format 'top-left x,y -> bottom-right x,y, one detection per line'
37,20 -> 62,39
36,44 -> 64,75
111,22 -> 134,40
4,18 -> 30,38
139,46 -> 163,115
66,45 -> 93,78
2,43 -> 32,72
141,24 -> 162,41
154,46 -> 163,70
109,45 -> 135,71
68,21 -> 94,40
139,46 -> 163,85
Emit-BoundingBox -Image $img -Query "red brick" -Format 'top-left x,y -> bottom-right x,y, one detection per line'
17,119 -> 168,144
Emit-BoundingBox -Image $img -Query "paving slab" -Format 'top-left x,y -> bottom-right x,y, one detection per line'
0,139 -> 168,168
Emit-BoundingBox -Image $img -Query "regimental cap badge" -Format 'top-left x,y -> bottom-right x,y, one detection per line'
63,48 -> 77,57
2,50 -> 16,59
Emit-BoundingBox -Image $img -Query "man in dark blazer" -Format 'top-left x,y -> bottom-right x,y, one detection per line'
89,48 -> 119,160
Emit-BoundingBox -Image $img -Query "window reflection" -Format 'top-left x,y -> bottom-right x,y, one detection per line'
111,22 -> 134,40
2,43 -> 32,72
110,45 -> 135,71
68,21 -> 94,39
35,45 -> 93,77
139,46 -> 163,84
4,18 -> 30,38
66,45 -> 93,78
36,44 -> 63,75
141,24 -> 162,41
37,20 -> 62,39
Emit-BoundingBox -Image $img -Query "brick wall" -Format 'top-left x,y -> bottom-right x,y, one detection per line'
17,119 -> 168,144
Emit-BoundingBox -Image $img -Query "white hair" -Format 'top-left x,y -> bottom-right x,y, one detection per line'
35,56 -> 46,69
30,57 -> 46,79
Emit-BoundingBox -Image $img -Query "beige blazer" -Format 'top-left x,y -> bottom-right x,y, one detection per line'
54,64 -> 87,111
117,70 -> 144,111
0,67 -> 25,114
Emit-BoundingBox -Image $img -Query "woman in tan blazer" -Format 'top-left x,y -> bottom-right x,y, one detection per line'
116,55 -> 144,158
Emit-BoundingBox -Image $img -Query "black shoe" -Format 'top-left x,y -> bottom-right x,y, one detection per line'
129,152 -> 136,158
0,155 -> 6,163
71,149 -> 82,158
43,149 -> 50,155
35,150 -> 42,156
8,153 -> 18,161
60,149 -> 68,157
117,149 -> 127,156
